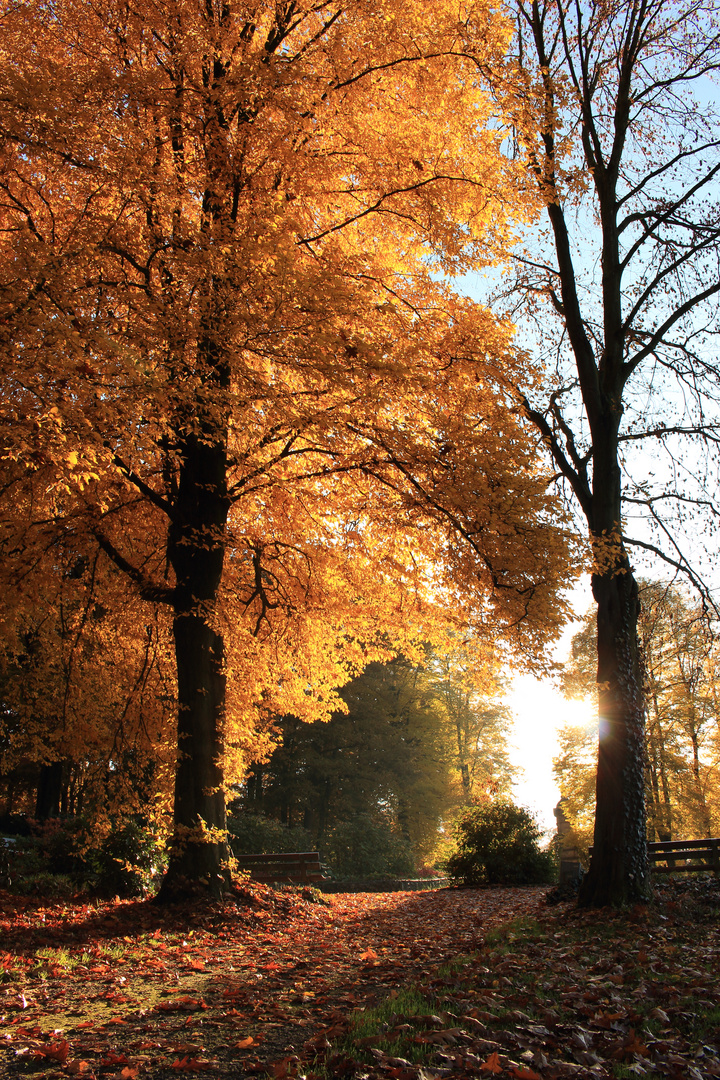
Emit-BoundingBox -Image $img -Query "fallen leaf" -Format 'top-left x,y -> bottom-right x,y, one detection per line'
67,1061 -> 94,1075
480,1051 -> 503,1074
101,1053 -> 129,1066
44,1040 -> 70,1063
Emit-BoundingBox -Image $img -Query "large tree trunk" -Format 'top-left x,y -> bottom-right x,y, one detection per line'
579,563 -> 649,906
577,405 -> 649,906
157,356 -> 233,901
158,613 -> 231,898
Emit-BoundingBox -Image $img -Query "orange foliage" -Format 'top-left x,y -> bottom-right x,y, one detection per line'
0,0 -> 578,892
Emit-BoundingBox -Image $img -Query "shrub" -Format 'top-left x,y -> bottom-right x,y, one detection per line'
5,816 -> 166,898
445,800 -> 555,887
89,818 -> 167,897
10,872 -> 75,898
321,815 -> 415,880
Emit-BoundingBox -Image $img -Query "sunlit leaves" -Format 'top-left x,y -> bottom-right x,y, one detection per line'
0,0 -> 578,888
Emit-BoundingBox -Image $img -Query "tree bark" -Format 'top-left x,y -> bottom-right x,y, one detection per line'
579,563 -> 649,905
158,612 -> 231,899
576,405 -> 649,905
156,345 -> 233,900
35,760 -> 63,820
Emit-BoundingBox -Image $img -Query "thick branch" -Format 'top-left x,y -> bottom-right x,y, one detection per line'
94,530 -> 175,604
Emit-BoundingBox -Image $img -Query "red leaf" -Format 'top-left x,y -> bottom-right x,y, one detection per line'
269,1055 -> 299,1078
480,1051 -> 503,1074
44,1040 -> 70,1063
101,1053 -> 129,1066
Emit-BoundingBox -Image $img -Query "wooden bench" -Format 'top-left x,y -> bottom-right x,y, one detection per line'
648,837 -> 720,873
234,851 -> 327,885
588,837 -> 720,873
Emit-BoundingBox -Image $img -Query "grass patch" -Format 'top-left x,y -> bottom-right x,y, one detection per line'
350,986 -> 434,1036
99,943 -> 127,961
34,947 -> 81,971
316,985 -> 446,1074
435,955 -> 476,978
483,916 -> 545,950
687,1003 -> 720,1040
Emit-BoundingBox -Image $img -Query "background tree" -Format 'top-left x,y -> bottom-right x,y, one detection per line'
557,583 -> 720,852
552,721 -> 597,857
486,0 -> 720,905
0,0 -> 576,897
641,583 -> 719,839
430,648 -> 514,802
234,649 -> 515,870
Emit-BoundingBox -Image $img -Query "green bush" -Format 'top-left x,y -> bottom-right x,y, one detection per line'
10,871 -> 75,898
5,816 -> 166,898
228,812 -> 314,856
445,800 -> 555,887
321,815 -> 415,880
89,818 -> 167,897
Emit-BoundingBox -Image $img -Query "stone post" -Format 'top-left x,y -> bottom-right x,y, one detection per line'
554,799 -> 582,883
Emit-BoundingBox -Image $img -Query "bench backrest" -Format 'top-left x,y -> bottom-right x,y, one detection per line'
588,837 -> 720,873
234,851 -> 325,883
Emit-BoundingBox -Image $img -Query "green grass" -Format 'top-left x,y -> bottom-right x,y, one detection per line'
99,943 -> 127,961
34,946 -> 81,970
483,916 -> 545,950
686,1003 -> 720,1040
350,986 -> 434,1037
612,1066 -> 662,1079
311,984 -> 443,1076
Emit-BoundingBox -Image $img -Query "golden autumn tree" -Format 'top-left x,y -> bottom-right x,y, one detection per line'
427,642 -> 515,803
0,0 -> 577,898
0,548 -> 176,824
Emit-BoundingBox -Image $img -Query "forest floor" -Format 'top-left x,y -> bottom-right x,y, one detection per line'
1,876 -> 719,1080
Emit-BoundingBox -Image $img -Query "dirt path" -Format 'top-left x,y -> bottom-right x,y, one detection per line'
0,885 -> 547,1078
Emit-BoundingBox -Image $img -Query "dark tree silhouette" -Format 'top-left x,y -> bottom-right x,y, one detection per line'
494,0 -> 720,905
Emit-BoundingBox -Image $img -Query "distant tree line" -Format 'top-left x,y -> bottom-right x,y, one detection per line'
555,582 -> 720,857
231,653 -> 515,874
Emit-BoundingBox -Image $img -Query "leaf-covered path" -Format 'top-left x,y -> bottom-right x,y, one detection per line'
2,879 -> 720,1079
0,886 -> 543,1078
